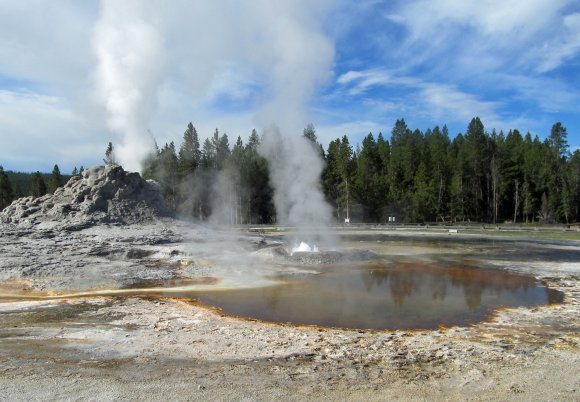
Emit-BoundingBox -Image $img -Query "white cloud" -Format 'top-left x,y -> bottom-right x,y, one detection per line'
1,0 -> 578,171
316,119 -> 387,147
336,68 -> 420,96
0,2 -> 95,92
495,73 -> 580,113
336,69 -> 392,95
0,90 -> 103,172
394,0 -> 578,74
333,68 -> 507,129
537,12 -> 580,72
332,65 -> 532,133
400,0 -> 567,41
0,0 -> 341,171
418,83 -> 502,125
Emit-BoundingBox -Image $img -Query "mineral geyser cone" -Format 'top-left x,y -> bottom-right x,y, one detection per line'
0,165 -> 172,228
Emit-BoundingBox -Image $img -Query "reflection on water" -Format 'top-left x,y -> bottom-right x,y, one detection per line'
191,263 -> 562,330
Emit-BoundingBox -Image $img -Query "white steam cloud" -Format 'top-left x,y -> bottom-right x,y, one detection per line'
260,128 -> 336,247
248,4 -> 337,246
91,1 -> 338,239
92,1 -> 162,172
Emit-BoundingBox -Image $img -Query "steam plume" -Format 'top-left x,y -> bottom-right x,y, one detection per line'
92,0 -> 162,172
260,128 -> 336,247
253,4 -> 336,246
91,1 -> 338,239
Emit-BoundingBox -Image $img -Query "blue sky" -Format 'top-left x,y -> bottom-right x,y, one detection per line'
0,0 -> 579,173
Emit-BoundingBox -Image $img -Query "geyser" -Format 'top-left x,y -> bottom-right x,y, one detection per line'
260,126 -> 337,251
92,0 -> 162,172
291,241 -> 319,254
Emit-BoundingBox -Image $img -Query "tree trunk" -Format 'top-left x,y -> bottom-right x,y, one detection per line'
438,175 -> 444,215
345,178 -> 350,221
513,179 -> 520,224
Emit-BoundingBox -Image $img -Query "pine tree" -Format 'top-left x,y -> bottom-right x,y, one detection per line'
160,142 -> 179,209
449,133 -> 468,222
178,122 -> 201,177
28,171 -> 47,198
47,164 -> 63,194
521,133 -> 543,222
547,122 -> 569,221
549,122 -> 569,159
143,141 -> 180,210
104,142 -> 116,165
216,133 -> 231,170
521,181 -> 534,223
0,166 -> 14,210
501,129 -> 524,222
389,119 -> 422,201
243,131 -> 274,223
72,166 -> 79,176
142,141 -> 161,181
322,138 -> 342,218
247,129 -> 260,151
569,150 -> 580,222
338,135 -> 356,221
202,135 -> 216,169
427,125 -> 451,220
303,123 -> 324,157
353,133 -> 386,221
411,161 -> 435,222
464,117 -> 489,221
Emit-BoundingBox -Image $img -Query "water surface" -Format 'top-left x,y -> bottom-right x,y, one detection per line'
190,262 -> 562,330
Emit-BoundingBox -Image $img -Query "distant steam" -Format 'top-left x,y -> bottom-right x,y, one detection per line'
92,0 -> 162,172
251,3 -> 336,247
261,127 -> 336,248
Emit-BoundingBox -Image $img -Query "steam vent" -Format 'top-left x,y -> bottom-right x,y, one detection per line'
0,165 -> 172,228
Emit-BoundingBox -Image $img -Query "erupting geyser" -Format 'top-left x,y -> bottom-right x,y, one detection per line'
291,241 -> 319,254
260,127 -> 337,252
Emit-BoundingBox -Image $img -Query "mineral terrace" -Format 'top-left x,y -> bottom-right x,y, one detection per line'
0,165 -> 578,401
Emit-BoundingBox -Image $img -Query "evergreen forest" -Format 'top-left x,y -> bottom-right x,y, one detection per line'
0,165 -> 69,211
1,117 -> 579,225
141,117 -> 580,225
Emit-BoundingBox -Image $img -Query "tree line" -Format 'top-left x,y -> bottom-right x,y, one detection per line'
141,123 -> 275,224
2,117 -> 578,224
0,165 -> 70,210
323,118 -> 578,224
141,117 -> 579,225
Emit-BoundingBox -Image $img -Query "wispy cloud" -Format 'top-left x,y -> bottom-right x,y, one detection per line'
417,83 -> 502,124
537,12 -> 580,72
335,68 -> 423,99
494,73 -> 580,114
394,0 -> 578,74
333,67 -> 506,130
336,69 -> 392,95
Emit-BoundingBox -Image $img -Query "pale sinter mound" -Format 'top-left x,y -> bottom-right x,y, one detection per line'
0,165 -> 172,228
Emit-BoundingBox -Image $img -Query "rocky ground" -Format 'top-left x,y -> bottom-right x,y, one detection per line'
0,278 -> 578,401
0,166 -> 578,401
